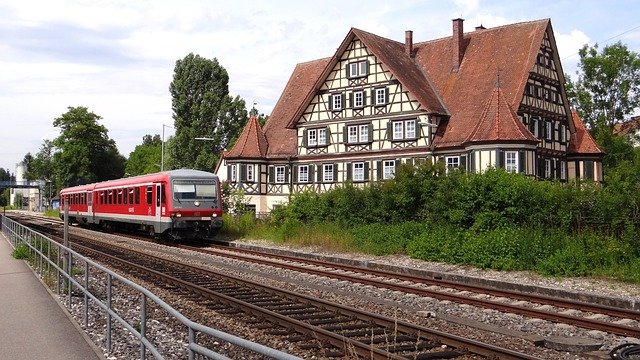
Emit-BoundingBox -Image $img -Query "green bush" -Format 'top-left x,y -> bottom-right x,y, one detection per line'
11,243 -> 31,260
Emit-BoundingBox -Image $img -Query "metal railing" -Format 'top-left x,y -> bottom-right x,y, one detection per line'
1,215 -> 300,360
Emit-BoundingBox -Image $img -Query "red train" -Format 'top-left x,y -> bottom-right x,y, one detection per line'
59,169 -> 223,239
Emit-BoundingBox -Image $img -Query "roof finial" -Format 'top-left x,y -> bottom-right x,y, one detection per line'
496,68 -> 503,88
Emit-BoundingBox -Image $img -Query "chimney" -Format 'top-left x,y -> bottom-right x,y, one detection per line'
452,18 -> 464,72
405,30 -> 414,57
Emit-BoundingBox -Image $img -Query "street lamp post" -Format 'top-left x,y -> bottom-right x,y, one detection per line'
161,124 -> 174,172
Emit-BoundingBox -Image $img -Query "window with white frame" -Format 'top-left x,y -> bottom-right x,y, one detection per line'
347,124 -> 370,144
560,125 -> 566,143
374,87 -> 387,106
348,126 -> 358,143
230,164 -> 237,181
246,164 -> 254,182
307,129 -> 317,146
393,121 -> 403,140
307,128 -> 328,147
544,159 -> 551,178
546,121 -> 553,140
323,164 -> 334,182
560,161 -> 566,180
359,124 -> 369,142
298,165 -> 308,183
505,151 -> 518,173
383,160 -> 395,180
446,156 -> 460,169
532,117 -> 539,137
275,166 -> 286,183
353,90 -> 364,108
348,60 -> 368,78
331,93 -> 342,111
353,162 -> 365,181
391,119 -> 418,141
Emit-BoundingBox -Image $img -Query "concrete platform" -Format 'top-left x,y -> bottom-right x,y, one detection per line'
0,232 -> 104,360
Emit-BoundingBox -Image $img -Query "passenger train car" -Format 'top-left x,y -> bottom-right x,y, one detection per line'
59,169 -> 223,239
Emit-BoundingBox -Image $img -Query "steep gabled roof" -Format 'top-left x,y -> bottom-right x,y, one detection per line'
465,86 -> 538,145
416,19 -> 551,149
286,27 -> 448,128
263,58 -> 330,157
225,115 -> 268,159
568,110 -> 603,155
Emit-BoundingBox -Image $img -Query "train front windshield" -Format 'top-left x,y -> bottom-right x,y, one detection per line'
173,180 -> 217,200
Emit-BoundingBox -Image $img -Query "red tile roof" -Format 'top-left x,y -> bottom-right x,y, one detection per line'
415,19 -> 550,148
568,110 -> 603,154
263,58 -> 330,158
465,86 -> 538,145
613,115 -> 640,136
225,115 -> 268,159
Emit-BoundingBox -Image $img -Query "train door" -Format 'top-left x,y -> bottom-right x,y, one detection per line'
155,183 -> 162,227
87,190 -> 94,223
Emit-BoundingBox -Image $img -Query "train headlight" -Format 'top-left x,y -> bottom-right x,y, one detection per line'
176,213 -> 182,218
194,201 -> 200,207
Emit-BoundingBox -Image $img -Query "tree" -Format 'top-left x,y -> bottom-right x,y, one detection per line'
25,140 -> 55,182
125,134 -> 162,176
169,53 -> 248,171
566,42 -> 640,130
52,106 -> 125,188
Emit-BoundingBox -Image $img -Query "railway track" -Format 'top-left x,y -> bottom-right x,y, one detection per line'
163,242 -> 640,339
68,236 -> 541,359
9,213 -> 639,357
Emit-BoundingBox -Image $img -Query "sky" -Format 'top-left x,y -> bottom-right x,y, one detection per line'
1,0 -> 639,174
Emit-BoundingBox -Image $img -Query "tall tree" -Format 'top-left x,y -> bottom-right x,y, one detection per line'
21,153 -> 35,180
52,106 -> 125,188
169,53 -> 248,171
566,42 -> 640,129
25,140 -> 55,182
125,134 -> 162,176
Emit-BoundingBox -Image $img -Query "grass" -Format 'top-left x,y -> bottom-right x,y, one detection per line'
11,243 -> 31,260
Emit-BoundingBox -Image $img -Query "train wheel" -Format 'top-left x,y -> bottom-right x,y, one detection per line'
148,225 -> 156,238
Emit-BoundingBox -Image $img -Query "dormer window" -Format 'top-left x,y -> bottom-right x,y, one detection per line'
347,60 -> 368,79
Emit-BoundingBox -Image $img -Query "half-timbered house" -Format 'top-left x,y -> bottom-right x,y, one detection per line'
215,18 -> 603,215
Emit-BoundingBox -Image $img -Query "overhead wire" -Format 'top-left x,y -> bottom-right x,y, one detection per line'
562,23 -> 640,60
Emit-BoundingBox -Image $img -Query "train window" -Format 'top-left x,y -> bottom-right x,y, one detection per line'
135,188 -> 140,204
123,189 -> 128,204
117,190 -> 122,204
146,186 -> 153,205
129,188 -> 134,204
173,180 -> 217,200
161,185 -> 166,205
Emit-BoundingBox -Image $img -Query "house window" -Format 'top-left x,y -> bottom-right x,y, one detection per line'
359,124 -> 369,142
544,159 -> 552,178
331,93 -> 343,111
246,164 -> 254,182
374,87 -> 387,106
532,117 -> 539,137
307,129 -> 317,146
275,166 -> 286,183
546,121 -> 553,141
323,164 -> 334,182
318,128 -> 327,145
353,90 -> 364,108
348,126 -> 358,143
391,119 -> 418,141
353,162 -> 365,181
560,161 -> 566,180
393,121 -> 403,140
298,165 -> 309,183
346,124 -> 370,144
446,156 -> 460,169
230,164 -> 237,181
405,120 -> 416,139
560,125 -> 566,143
383,160 -> 395,180
348,60 -> 368,78
505,151 -> 518,173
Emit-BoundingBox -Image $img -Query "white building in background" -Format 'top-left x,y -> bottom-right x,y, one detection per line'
9,162 -> 43,211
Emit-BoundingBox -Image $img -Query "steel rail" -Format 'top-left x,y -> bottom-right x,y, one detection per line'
72,239 -> 543,360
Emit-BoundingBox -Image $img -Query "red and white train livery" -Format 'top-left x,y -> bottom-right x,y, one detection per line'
59,169 -> 223,238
